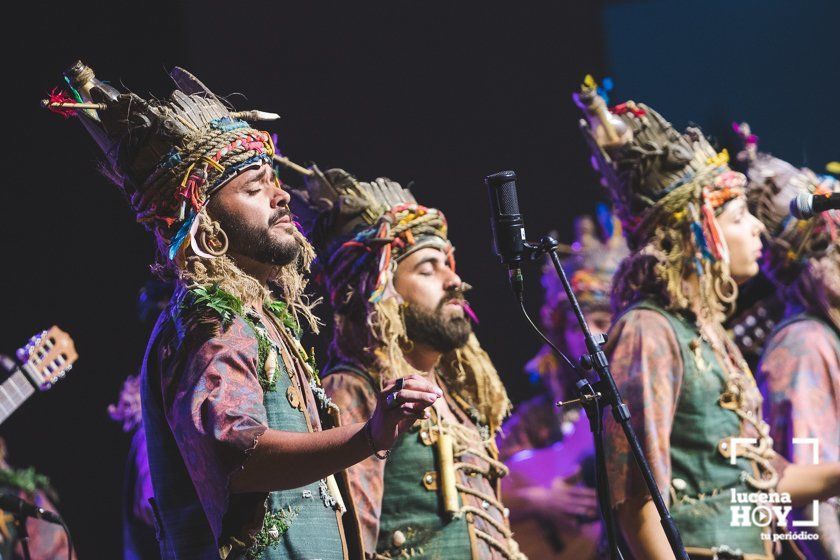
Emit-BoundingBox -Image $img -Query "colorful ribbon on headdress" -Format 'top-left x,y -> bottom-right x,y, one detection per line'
329,204 -> 450,303
164,127 -> 277,259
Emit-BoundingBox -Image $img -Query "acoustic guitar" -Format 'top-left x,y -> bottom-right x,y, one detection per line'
0,326 -> 78,425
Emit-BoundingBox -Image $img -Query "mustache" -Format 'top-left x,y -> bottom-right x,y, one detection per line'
437,283 -> 472,309
269,207 -> 291,227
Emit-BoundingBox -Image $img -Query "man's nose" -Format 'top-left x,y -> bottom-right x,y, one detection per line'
444,269 -> 462,291
271,183 -> 291,207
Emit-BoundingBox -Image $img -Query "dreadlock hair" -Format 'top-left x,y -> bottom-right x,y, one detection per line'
324,246 -> 510,434
786,248 -> 840,334
151,205 -> 320,332
611,179 -> 739,325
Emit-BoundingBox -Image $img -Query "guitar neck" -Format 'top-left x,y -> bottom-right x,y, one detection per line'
0,367 -> 36,425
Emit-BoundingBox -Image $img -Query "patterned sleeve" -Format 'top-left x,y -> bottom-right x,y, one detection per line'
321,371 -> 384,557
759,319 -> 840,464
604,309 -> 683,508
162,316 -> 269,539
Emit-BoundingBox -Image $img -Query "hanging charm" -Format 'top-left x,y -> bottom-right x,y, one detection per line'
286,385 -> 302,410
264,348 -> 278,385
689,337 -> 709,372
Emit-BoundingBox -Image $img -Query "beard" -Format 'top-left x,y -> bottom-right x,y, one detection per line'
403,292 -> 472,353
212,203 -> 301,266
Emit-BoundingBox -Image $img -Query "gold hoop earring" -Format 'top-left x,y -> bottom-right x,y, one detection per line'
713,274 -> 738,304
197,222 -> 229,257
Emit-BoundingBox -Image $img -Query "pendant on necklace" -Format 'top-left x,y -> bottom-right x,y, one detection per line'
265,348 -> 278,384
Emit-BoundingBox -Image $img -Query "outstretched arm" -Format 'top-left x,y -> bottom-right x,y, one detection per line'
231,374 -> 441,492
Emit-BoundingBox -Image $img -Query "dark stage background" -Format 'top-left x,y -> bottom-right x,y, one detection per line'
1,1 -> 837,556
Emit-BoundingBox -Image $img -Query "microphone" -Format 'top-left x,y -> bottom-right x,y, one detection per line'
0,494 -> 63,525
484,170 -> 528,300
790,192 -> 840,219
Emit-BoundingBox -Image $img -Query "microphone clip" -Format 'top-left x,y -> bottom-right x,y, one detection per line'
522,235 -> 559,261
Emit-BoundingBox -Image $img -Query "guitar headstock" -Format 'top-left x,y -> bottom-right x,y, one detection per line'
16,326 -> 78,390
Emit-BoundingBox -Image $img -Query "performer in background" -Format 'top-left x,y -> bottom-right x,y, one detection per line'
737,123 -> 840,559
0,358 -> 73,560
575,77 -> 840,559
294,168 -> 524,559
47,62 -> 439,559
498,209 -> 627,560
108,280 -> 173,560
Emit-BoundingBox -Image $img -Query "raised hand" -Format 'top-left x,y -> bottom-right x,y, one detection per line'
367,374 -> 441,452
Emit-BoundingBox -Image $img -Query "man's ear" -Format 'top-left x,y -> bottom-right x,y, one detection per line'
381,274 -> 404,304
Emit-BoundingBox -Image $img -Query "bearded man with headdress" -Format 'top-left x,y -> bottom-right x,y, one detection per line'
737,123 -> 840,559
497,209 -> 627,560
575,77 -> 840,559
46,62 -> 439,559
294,168 -> 524,559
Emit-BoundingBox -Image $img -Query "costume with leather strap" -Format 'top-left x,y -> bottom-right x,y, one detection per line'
47,62 -> 360,559
294,169 -> 523,559
575,78 -> 794,558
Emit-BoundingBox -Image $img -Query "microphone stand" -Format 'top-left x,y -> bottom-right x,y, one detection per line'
522,235 -> 689,560
14,511 -> 33,560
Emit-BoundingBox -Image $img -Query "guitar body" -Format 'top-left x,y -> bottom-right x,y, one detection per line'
510,517 -> 600,560
506,413 -> 602,560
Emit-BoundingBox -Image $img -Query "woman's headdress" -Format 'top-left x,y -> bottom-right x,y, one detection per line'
735,122 -> 840,286
574,76 -> 747,316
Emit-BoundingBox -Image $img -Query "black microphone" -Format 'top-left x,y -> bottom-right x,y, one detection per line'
790,192 -> 840,219
484,170 -> 527,300
0,494 -> 63,525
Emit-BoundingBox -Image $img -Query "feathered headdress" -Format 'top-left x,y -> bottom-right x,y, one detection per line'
575,75 -> 747,317
44,61 -> 283,261
294,167 -> 451,305
293,168 -> 510,433
735,121 -> 840,286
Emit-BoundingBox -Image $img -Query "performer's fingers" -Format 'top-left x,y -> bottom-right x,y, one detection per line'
565,485 -> 598,498
383,373 -> 425,388
397,411 -> 428,431
566,496 -> 599,517
395,374 -> 441,396
391,389 -> 439,405
399,400 -> 434,414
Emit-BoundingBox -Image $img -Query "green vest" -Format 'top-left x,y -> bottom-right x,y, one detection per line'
325,367 -> 487,560
377,419 -> 474,559
630,301 -> 771,559
257,377 -> 346,559
247,316 -> 348,560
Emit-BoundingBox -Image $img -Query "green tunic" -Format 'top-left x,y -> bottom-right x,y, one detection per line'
630,301 -> 774,559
